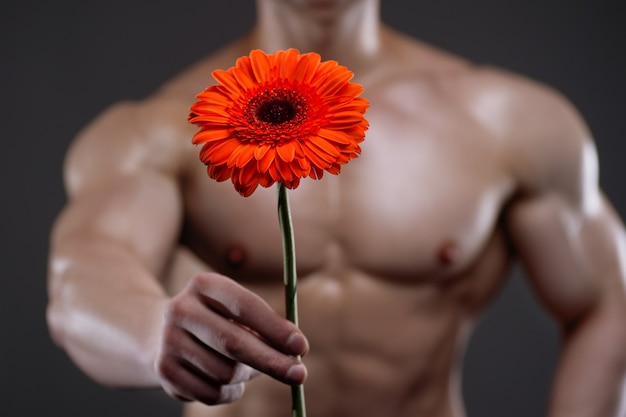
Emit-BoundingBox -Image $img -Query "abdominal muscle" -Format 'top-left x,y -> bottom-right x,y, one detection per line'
169,230 -> 511,417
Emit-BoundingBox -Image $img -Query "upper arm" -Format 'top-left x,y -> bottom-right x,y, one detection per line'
496,73 -> 626,326
507,191 -> 626,325
51,98 -> 188,277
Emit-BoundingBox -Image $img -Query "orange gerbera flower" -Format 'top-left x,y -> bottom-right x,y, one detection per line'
188,48 -> 369,196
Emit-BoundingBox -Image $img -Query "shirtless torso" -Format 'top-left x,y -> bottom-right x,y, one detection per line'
161,32 -> 514,416
47,2 -> 626,417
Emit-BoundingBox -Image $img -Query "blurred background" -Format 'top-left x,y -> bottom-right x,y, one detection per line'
1,0 -> 624,416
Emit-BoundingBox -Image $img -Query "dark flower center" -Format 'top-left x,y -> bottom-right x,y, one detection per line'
256,99 -> 296,124
241,85 -> 314,144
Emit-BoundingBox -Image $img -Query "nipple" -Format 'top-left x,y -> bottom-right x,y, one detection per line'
225,244 -> 247,269
437,241 -> 458,266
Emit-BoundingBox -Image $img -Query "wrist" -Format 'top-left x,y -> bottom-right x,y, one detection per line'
135,295 -> 170,387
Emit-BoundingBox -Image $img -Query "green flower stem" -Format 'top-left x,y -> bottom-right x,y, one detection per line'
277,183 -> 306,417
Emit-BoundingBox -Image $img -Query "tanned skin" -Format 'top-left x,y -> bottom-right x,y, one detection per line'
47,1 -> 626,416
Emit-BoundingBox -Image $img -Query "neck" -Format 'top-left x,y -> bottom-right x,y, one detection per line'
250,0 -> 382,72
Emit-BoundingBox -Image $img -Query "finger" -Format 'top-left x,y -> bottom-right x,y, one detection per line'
187,298 -> 308,385
192,273 -> 309,356
156,326 -> 247,405
173,327 -> 258,384
159,359 -> 245,405
164,290 -> 307,385
161,326 -> 229,381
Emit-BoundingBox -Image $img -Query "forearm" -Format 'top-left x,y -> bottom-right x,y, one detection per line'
47,236 -> 169,388
547,304 -> 626,417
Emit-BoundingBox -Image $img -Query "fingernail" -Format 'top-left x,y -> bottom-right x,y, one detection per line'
286,363 -> 307,383
286,331 -> 308,355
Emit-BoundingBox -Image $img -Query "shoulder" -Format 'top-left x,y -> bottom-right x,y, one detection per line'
454,65 -> 590,139
64,37 -> 251,197
64,95 -> 196,196
450,66 -> 597,206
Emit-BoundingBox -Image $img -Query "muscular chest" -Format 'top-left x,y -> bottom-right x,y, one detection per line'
181,84 -> 514,282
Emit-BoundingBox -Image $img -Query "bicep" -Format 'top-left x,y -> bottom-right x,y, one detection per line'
53,100 -> 185,276
490,71 -> 626,324
52,171 -> 183,276
507,192 -> 626,326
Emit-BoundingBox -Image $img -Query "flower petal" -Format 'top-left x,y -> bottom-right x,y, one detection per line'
207,164 -> 233,182
282,176 -> 301,190
234,55 -> 257,84
237,162 -> 259,191
268,163 -> 280,182
235,144 -> 256,167
250,50 -> 272,83
257,148 -> 276,173
194,89 -> 233,107
293,52 -> 321,84
258,171 -> 275,188
316,69 -> 354,96
212,70 -> 244,96
254,143 -> 271,160
300,141 -> 333,168
309,165 -> 325,180
189,112 -> 231,125
280,49 -> 299,80
308,134 -> 340,157
188,49 -> 369,196
317,128 -> 354,145
231,66 -> 256,91
298,156 -> 311,172
326,163 -> 341,175
275,158 -> 294,182
238,182 -> 258,197
202,139 -> 242,163
192,128 -> 233,145
276,142 -> 297,163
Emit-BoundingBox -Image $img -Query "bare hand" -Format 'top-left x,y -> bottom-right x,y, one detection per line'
154,272 -> 308,405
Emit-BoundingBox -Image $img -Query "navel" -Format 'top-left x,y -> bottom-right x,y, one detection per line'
437,240 -> 458,266
224,244 -> 247,269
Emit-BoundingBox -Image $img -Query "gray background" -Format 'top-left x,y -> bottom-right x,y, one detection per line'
2,1 -> 624,416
